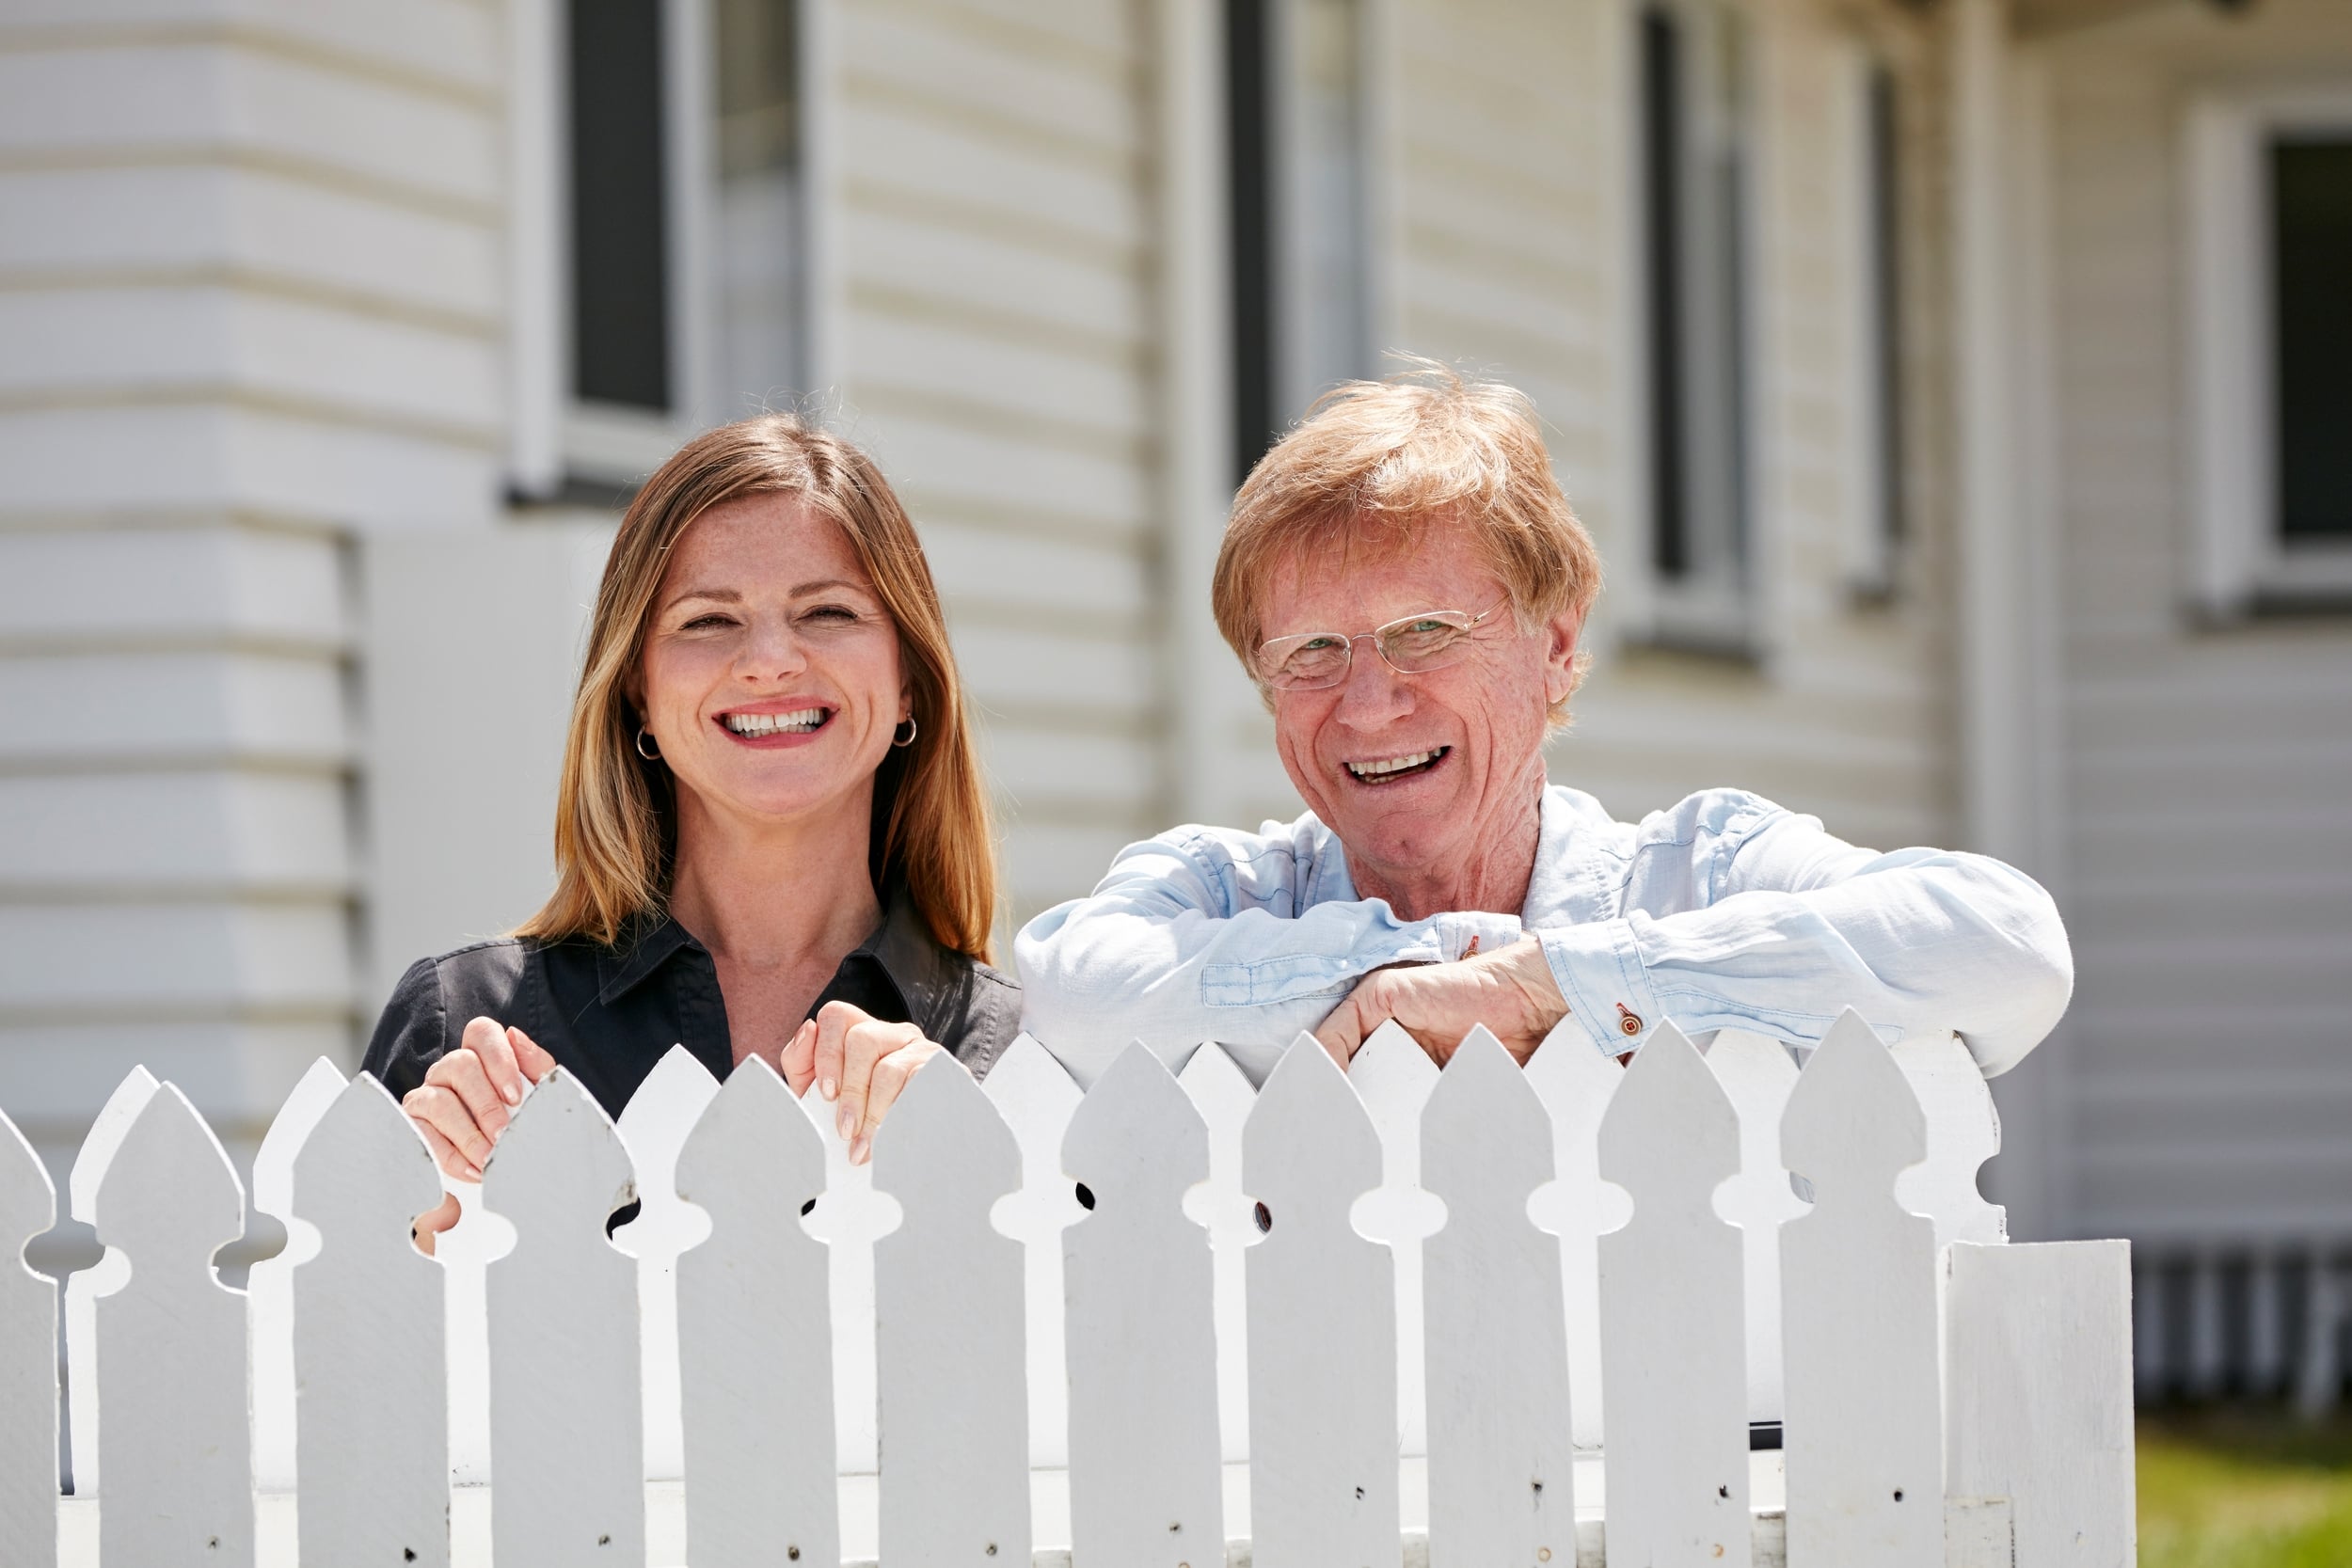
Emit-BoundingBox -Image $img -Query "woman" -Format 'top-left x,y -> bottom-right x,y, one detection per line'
365,416 -> 1018,1230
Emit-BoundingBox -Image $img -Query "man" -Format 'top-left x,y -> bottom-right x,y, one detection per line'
1015,366 -> 2071,1086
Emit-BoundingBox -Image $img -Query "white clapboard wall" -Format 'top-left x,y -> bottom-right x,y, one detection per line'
2,1009 -> 2135,1566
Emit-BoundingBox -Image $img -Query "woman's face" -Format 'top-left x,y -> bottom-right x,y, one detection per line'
635,494 -> 909,838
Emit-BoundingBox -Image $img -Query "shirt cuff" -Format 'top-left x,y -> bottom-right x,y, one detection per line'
1537,920 -> 1664,1054
1428,911 -> 1527,965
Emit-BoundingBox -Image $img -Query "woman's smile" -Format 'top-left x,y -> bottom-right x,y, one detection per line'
716,701 -> 836,747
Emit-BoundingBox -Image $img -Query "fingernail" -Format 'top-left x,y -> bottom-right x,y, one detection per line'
463,1162 -> 483,1183
820,1077 -> 837,1102
502,1083 -> 521,1106
850,1134 -> 870,1166
837,1104 -> 855,1141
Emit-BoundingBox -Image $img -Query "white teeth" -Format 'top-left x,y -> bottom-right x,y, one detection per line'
723,707 -> 826,736
1346,749 -> 1443,779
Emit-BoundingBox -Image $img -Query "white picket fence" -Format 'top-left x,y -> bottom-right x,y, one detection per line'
0,1009 -> 2136,1567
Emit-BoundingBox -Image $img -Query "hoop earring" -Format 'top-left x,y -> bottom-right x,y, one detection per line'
635,726 -> 661,761
892,717 -> 918,749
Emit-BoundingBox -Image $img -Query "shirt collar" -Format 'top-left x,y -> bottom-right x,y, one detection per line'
593,885 -> 966,1028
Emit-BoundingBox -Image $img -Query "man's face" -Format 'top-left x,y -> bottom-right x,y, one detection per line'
1257,519 -> 1582,895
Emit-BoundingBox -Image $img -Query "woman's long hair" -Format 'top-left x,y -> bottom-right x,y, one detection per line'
515,415 -> 999,961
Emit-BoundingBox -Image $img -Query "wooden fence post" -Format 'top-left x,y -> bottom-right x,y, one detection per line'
1781,1010 -> 1942,1566
0,1106 -> 55,1568
1946,1239 -> 2137,1567
1064,1042 -> 1223,1567
482,1068 -> 644,1568
674,1056 -> 837,1568
872,1053 -> 1030,1565
1351,1020 -> 1441,1459
1422,1026 -> 1574,1568
1246,1034 -> 1396,1568
1599,1022 -> 1749,1568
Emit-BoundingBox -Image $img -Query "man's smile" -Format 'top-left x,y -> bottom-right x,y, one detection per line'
1343,746 -> 1451,784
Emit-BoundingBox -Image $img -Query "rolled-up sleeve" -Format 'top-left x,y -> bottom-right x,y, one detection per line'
1536,803 -> 2073,1076
1015,828 -> 1524,1086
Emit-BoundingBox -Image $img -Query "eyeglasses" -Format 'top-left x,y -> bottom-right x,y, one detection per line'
1253,603 -> 1507,691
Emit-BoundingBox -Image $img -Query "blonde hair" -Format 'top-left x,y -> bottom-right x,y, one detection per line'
516,415 -> 999,960
1212,360 -> 1602,724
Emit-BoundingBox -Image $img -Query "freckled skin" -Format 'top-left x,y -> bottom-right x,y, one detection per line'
632,495 -> 910,849
1257,520 -> 1582,922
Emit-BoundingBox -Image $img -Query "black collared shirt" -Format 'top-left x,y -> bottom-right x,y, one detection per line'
361,893 -> 1021,1117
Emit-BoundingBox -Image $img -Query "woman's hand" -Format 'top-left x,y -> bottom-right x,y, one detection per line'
401,1015 -> 559,1182
778,1000 -> 946,1166
1312,938 -> 1569,1069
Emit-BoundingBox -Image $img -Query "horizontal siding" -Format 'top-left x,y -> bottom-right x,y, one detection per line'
2044,0 -> 2352,1240
1385,0 -> 1955,853
834,0 -> 1165,928
0,7 -> 507,1210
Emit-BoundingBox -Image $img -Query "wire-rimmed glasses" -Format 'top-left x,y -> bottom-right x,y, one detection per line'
1253,602 -> 1507,691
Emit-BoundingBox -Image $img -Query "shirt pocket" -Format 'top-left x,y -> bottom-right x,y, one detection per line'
1202,955 -> 1359,1007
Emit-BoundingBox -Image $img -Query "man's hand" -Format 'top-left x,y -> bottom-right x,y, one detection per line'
783,1000 -> 948,1166
1313,938 -> 1569,1069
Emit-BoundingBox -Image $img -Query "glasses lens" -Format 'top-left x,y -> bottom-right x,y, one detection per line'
1261,633 -> 1352,689
1377,612 -> 1475,671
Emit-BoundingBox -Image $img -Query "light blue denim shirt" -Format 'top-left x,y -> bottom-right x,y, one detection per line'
1014,785 -> 2074,1089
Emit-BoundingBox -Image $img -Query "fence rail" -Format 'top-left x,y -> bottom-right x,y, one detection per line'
1,1009 -> 2134,1566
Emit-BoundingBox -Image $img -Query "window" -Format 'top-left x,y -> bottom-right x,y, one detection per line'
520,0 -> 806,493
1840,52 -> 1906,595
1636,0 -> 1754,645
2272,138 -> 2352,549
2185,87 -> 2352,613
1228,0 -> 1375,486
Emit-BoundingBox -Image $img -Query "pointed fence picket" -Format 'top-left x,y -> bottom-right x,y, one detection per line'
1421,1027 -> 1575,1568
1,1106 -> 55,1568
79,1078 -> 255,1566
870,1053 -> 1030,1566
284,1072 -> 449,1568
11,1009 -> 2138,1568
1246,1034 -> 1399,1568
1062,1044 -> 1222,1568
1781,1012 -> 1943,1567
1598,1022 -> 1753,1568
673,1056 -> 836,1568
481,1069 -> 644,1568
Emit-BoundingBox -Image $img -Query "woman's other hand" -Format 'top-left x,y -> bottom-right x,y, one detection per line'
782,1000 -> 946,1166
401,1015 -> 559,1183
1311,938 -> 1569,1069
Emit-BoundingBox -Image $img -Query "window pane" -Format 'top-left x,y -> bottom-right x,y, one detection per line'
1228,0 -> 1277,485
1641,5 -> 1690,578
1868,65 -> 1905,547
714,0 -> 802,412
569,0 -> 671,412
1295,0 -> 1369,404
2272,136 -> 2352,541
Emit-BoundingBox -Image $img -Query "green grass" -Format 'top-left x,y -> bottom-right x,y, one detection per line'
2138,1407 -> 2352,1568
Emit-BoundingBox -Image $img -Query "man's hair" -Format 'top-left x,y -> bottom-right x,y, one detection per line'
1211,359 -> 1603,724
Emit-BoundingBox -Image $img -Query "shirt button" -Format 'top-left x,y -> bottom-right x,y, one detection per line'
1616,1006 -> 1645,1037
